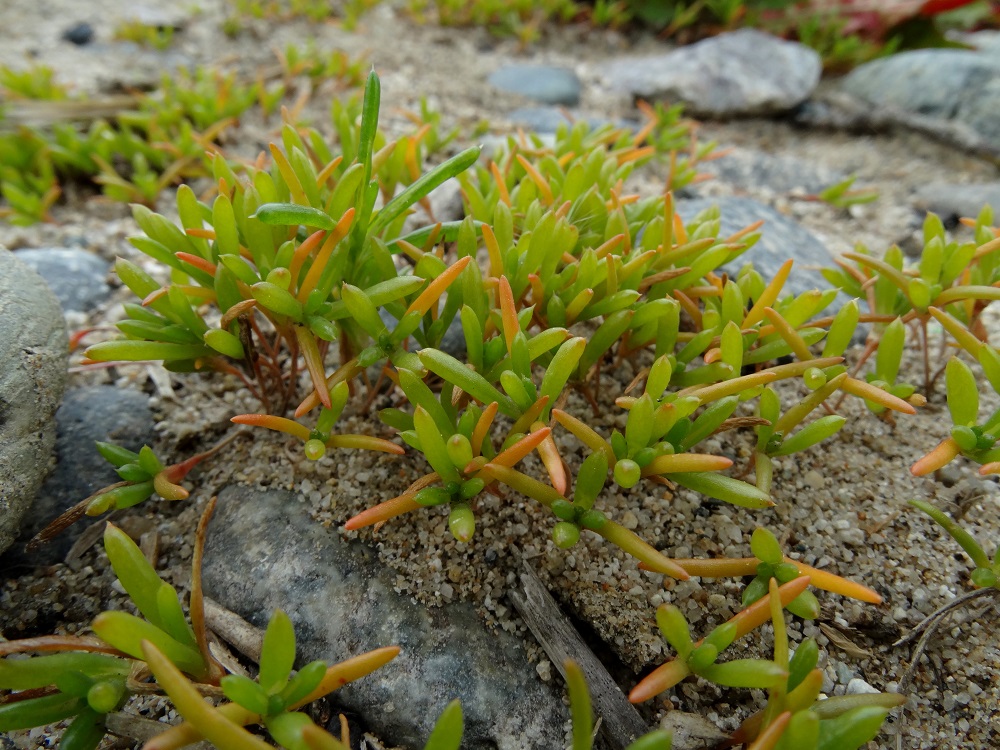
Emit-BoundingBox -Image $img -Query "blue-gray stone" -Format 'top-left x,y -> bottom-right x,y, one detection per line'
676,197 -> 833,297
14,248 -> 111,313
0,386 -> 154,571
602,29 -> 821,117
507,106 -> 624,134
202,486 -> 567,750
488,65 -> 581,106
0,250 -> 68,556
841,50 -> 1000,148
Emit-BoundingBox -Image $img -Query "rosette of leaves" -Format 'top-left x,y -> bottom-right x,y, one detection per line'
725,579 -> 904,750
825,209 -> 1000,393
347,389 -> 554,542
0,645 -> 131,749
147,609 -> 342,749
670,528 -> 883,619
83,70 -> 481,419
0,522 -> 222,749
554,353 -> 771,508
30,440 -> 230,546
629,576 -> 813,703
418,274 -> 585,484
911,348 -> 1000,478
680,260 -> 914,419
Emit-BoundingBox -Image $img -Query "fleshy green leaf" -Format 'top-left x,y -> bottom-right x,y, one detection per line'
424,699 -> 464,750
259,610 -> 296,695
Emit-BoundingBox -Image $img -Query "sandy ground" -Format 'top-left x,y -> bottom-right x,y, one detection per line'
1,2 -> 999,749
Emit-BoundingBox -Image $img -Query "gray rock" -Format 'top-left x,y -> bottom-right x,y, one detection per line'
507,106 -> 625,134
14,248 -> 111,313
202,486 -> 567,750
603,29 -> 821,118
438,315 -> 466,358
676,197 -> 834,297
488,65 -> 582,106
0,386 -> 154,570
696,147 -> 845,195
0,250 -> 68,556
841,50 -> 1000,148
912,182 -> 1000,224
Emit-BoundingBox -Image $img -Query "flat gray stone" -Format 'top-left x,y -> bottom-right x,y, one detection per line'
913,182 -> 1000,223
841,50 -> 1000,148
202,486 -> 567,750
488,65 -> 581,106
14,248 -> 111,313
676,197 -> 834,298
0,249 -> 68,555
0,386 -> 154,570
603,29 -> 821,117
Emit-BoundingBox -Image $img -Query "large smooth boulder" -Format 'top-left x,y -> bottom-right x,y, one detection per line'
841,49 -> 1000,149
0,249 -> 68,555
603,29 -> 821,117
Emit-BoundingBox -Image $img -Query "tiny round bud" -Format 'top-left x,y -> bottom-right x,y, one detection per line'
304,438 -> 326,461
552,522 -> 581,549
803,367 -> 826,391
87,680 -> 124,713
787,590 -> 821,620
613,459 -> 641,489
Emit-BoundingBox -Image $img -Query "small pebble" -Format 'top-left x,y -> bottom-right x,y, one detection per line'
847,678 -> 879,695
62,22 -> 94,46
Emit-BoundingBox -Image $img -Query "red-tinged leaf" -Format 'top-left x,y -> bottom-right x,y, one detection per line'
231,414 -> 312,442
629,658 -> 692,703
404,256 -> 472,318
911,436 -> 962,476
326,434 -> 405,454
344,473 -> 439,530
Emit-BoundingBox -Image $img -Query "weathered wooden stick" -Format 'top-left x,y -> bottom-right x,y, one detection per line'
203,596 -> 263,663
508,556 -> 651,750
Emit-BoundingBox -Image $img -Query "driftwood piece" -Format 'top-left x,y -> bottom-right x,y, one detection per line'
508,556 -> 651,750
203,596 -> 264,662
